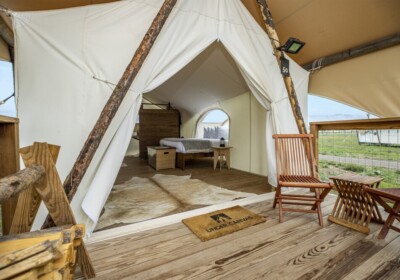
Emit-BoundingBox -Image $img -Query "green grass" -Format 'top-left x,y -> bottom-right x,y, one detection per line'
319,160 -> 399,189
318,131 -> 400,188
319,131 -> 400,161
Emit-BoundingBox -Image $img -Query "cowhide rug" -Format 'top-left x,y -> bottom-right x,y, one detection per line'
95,175 -> 256,230
151,174 -> 255,205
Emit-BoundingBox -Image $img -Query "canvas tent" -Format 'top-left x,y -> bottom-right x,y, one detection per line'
2,0 -> 400,118
12,0 -> 308,234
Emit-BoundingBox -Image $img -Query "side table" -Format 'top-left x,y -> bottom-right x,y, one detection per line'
329,173 -> 384,234
213,147 -> 232,171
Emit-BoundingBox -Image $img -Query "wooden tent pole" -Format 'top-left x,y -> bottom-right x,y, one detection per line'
42,0 -> 177,228
256,0 -> 307,134
0,15 -> 13,48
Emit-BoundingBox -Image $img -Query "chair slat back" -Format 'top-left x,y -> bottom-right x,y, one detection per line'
273,134 -> 317,178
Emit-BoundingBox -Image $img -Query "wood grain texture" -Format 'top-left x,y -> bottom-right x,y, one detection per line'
7,145 -> 59,235
342,235 -> 400,280
273,134 -> 332,226
0,165 -> 45,204
256,0 -> 307,134
310,117 -> 400,131
18,143 -> 95,279
74,190 -> 399,280
139,108 -> 180,159
0,224 -> 86,280
115,155 -> 273,195
0,116 -> 20,235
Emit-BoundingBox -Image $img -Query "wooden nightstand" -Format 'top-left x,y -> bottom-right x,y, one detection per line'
213,147 -> 232,171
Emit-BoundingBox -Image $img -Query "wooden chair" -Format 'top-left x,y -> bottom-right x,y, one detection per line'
273,134 -> 332,226
364,187 -> 400,239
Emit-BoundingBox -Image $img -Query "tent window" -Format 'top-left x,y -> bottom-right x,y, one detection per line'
195,109 -> 230,140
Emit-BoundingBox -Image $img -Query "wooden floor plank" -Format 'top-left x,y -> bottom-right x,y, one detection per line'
181,221 -> 351,280
73,162 -> 400,280
342,235 -> 400,280
89,200 -> 335,280
117,156 -> 273,194
299,217 -> 397,280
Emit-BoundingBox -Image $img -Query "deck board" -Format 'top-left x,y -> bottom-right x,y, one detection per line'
75,190 -> 400,280
75,158 -> 399,279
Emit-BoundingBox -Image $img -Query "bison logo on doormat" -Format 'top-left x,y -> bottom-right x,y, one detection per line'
210,213 -> 232,223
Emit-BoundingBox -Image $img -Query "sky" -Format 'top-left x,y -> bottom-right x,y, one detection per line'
308,95 -> 373,122
0,62 -> 15,117
1,60 -> 372,122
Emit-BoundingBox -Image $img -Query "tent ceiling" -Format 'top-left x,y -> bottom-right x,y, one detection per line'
144,42 -> 249,116
0,0 -> 399,65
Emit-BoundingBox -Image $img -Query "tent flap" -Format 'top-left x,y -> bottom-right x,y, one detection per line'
13,0 -> 309,234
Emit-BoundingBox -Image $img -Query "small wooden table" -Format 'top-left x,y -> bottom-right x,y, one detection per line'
329,173 -> 384,234
213,147 -> 232,171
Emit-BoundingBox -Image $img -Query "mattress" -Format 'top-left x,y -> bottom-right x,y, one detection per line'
160,138 -> 223,153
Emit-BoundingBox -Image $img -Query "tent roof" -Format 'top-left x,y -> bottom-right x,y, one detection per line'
1,0 -> 399,65
145,42 -> 249,116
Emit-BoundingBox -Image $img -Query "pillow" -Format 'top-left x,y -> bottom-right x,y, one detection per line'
211,126 -> 218,139
218,127 -> 229,140
203,127 -> 212,138
203,127 -> 209,138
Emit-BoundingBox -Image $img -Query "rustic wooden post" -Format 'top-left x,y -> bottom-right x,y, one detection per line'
0,165 -> 45,204
42,0 -> 177,228
8,145 -> 60,235
21,142 -> 95,279
256,0 -> 307,134
309,123 -> 320,173
0,15 -> 14,48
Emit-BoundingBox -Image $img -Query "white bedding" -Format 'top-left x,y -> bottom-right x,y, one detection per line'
160,138 -> 226,153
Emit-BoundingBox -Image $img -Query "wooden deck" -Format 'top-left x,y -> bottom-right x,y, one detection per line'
76,190 -> 400,279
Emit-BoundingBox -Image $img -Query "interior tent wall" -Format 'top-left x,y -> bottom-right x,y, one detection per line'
309,45 -> 400,118
182,92 -> 268,176
13,0 -> 308,234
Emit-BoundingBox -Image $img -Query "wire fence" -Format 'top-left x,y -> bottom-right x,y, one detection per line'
317,129 -> 400,188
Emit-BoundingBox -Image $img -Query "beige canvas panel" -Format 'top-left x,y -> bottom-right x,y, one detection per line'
0,0 -> 399,65
0,37 -> 10,61
309,45 -> 400,118
242,0 -> 400,65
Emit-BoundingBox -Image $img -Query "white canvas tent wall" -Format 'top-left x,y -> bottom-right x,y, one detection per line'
12,0 -> 308,234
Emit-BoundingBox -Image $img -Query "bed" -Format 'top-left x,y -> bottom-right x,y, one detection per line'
160,138 -> 226,169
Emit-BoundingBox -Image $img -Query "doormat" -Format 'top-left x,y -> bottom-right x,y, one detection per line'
182,206 -> 266,241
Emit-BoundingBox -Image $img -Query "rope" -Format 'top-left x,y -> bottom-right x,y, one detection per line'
0,92 -> 14,105
310,57 -> 324,73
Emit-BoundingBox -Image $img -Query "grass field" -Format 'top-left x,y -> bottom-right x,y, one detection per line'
319,131 -> 400,161
319,160 -> 400,189
318,131 -> 400,188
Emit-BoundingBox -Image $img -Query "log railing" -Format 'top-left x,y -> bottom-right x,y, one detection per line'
0,142 -> 95,278
310,118 -> 400,187
0,165 -> 45,204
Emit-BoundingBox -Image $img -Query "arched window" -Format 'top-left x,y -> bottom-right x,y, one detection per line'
196,109 -> 230,140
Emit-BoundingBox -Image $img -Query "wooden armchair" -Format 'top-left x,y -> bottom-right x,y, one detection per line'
364,187 -> 400,239
273,134 -> 332,226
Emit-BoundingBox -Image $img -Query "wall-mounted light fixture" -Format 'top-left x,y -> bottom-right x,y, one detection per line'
276,37 -> 305,76
277,37 -> 305,54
